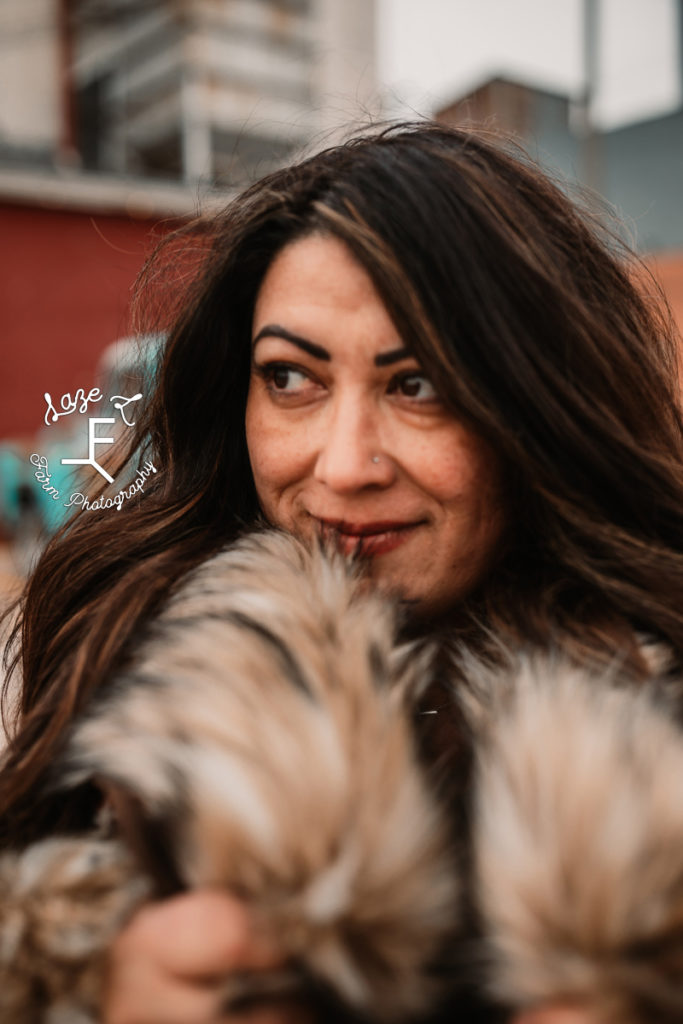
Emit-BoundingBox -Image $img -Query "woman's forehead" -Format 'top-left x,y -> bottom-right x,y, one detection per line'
252,235 -> 410,359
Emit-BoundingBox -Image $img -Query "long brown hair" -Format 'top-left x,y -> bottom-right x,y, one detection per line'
3,121 -> 683,845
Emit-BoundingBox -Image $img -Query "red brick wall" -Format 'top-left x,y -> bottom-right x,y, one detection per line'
0,203 -> 171,441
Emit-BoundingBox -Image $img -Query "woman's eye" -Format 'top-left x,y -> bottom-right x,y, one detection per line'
255,363 -> 312,394
391,373 -> 439,402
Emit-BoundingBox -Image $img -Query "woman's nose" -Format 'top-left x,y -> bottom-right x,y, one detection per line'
313,396 -> 396,494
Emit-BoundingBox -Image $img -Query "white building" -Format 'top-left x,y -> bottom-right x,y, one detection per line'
0,0 -> 379,186
0,0 -> 63,166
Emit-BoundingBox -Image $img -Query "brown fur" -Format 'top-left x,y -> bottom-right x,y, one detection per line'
466,650 -> 683,1023
6,534 -> 683,1022
0,531 -> 458,1022
0,837 -> 146,1021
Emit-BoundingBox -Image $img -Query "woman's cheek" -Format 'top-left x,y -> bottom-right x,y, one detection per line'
247,417 -> 309,526
399,433 -> 475,503
247,400 -> 285,482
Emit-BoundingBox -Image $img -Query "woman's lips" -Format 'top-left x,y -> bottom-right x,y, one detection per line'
316,518 -> 423,557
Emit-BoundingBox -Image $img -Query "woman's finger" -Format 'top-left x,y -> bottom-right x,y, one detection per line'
228,1003 -> 316,1024
103,889 -> 288,1024
105,968 -> 218,1024
512,1006 -> 595,1024
120,890 -> 283,976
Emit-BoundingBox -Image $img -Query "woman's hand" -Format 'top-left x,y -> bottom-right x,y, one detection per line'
103,889 -> 309,1024
512,1007 -> 596,1024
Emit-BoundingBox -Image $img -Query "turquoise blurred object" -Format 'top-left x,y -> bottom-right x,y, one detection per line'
0,334 -> 163,540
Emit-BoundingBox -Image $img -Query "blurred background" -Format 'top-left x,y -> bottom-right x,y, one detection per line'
1,0 -> 682,595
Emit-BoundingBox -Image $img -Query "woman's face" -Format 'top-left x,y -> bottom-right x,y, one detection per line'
245,234 -> 504,615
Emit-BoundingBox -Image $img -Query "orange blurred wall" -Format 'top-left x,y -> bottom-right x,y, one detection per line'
646,252 -> 683,338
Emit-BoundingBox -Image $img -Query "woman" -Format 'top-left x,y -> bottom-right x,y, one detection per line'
3,121 -> 683,1023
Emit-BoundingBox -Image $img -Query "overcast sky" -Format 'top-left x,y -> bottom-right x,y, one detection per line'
377,0 -> 682,129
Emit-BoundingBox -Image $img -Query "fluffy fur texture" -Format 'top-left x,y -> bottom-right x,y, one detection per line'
0,530 -> 458,1022
0,837 -> 147,1022
466,650 -> 683,1023
4,532 -> 683,1023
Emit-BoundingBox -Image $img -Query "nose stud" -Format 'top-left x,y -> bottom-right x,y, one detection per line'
371,455 -> 380,464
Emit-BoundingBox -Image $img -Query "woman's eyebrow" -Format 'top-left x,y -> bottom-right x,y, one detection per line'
252,325 -> 411,367
252,325 -> 330,361
374,346 -> 411,366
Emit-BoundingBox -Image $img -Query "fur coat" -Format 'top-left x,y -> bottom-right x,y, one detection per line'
1,530 -> 683,1023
